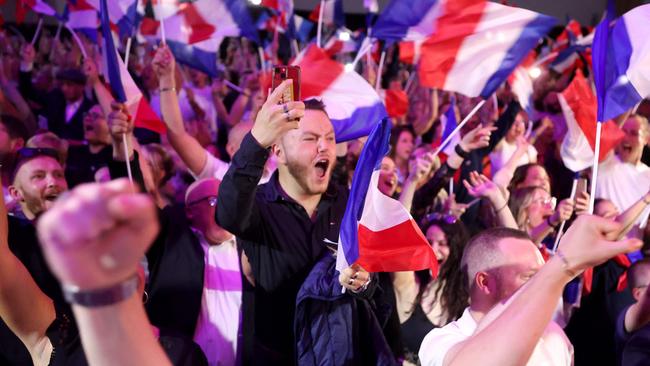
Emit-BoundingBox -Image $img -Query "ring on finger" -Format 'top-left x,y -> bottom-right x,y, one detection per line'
282,103 -> 289,114
348,278 -> 355,285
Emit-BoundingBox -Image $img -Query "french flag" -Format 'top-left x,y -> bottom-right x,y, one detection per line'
63,0 -> 98,42
373,0 -> 556,98
593,3 -> 650,122
384,89 -> 409,119
336,118 -> 437,273
290,14 -> 314,43
295,45 -> 387,142
100,0 -> 165,134
559,70 -> 624,172
85,0 -> 138,38
439,97 -> 460,155
17,0 -> 56,23
308,0 -> 345,28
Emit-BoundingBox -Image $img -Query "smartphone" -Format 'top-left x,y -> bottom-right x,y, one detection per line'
575,178 -> 588,198
271,65 -> 301,104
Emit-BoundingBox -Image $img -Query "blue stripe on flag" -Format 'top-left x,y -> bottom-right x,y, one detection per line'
372,0 -> 439,41
480,14 -> 557,99
167,40 -> 219,78
330,102 -> 387,142
225,0 -> 260,43
600,16 -> 643,121
340,118 -> 392,266
100,0 -> 126,103
440,98 -> 457,143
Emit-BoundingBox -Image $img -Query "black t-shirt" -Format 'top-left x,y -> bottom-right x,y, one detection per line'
65,145 -> 113,188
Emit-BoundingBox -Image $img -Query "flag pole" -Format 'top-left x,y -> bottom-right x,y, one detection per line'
589,122 -> 603,214
552,175 -> 579,253
121,38 -> 135,186
316,0 -> 325,48
375,50 -> 386,91
431,99 -> 487,158
350,37 -> 371,69
157,3 -> 167,44
65,25 -> 88,58
291,39 -> 300,57
49,21 -> 63,60
31,17 -> 44,46
258,46 -> 266,72
449,178 -> 454,196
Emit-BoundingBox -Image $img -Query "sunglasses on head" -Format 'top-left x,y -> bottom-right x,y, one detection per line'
16,147 -> 59,161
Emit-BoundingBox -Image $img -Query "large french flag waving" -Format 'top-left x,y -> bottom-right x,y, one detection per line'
593,3 -> 650,122
100,0 -> 165,134
295,45 -> 387,142
373,0 -> 556,98
559,70 -> 624,172
336,118 -> 438,274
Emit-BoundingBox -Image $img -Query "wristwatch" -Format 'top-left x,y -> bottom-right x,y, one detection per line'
63,274 -> 139,307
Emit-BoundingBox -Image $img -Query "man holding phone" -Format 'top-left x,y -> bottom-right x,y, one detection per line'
216,79 -> 379,364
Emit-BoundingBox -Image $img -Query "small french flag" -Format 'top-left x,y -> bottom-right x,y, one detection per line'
100,0 -> 165,134
336,118 -> 437,274
593,3 -> 650,122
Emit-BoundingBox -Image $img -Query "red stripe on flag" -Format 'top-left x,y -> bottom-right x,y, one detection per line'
69,0 -> 95,11
179,3 -> 216,44
398,41 -> 416,64
418,0 -> 488,89
140,17 -> 160,36
356,220 -> 438,274
385,89 -> 409,118
562,70 -> 624,161
298,46 -> 344,99
134,98 -> 166,134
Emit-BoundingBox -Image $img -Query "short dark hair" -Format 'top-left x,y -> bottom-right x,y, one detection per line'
11,147 -> 62,183
303,98 -> 327,115
629,258 -> 650,289
461,227 -> 531,288
0,114 -> 30,141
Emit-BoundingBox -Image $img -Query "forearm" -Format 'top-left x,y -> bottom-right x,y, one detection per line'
212,93 -> 233,127
615,194 -> 650,238
0,249 -> 55,350
1,83 -> 37,134
492,148 -> 527,190
92,80 -> 116,116
72,294 -> 171,366
399,178 -> 419,212
216,133 -> 267,238
529,222 -> 555,244
228,93 -> 251,126
490,195 -> 518,229
446,258 -> 570,366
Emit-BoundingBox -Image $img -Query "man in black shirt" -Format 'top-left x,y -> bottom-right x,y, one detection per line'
216,80 -> 373,364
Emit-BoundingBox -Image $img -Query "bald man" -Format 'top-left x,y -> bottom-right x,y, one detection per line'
615,259 -> 650,365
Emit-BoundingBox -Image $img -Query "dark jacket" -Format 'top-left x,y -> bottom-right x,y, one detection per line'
19,70 -> 95,141
295,254 -> 397,366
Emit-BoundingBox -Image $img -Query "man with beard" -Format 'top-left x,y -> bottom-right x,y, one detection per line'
595,114 -> 650,242
0,147 -> 69,364
215,79 -> 382,364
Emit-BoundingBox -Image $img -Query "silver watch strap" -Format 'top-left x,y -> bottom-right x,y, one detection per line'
63,275 -> 139,307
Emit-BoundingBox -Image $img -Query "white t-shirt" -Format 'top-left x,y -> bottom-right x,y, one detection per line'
192,150 -> 273,184
489,139 -> 537,174
192,233 -> 242,366
596,154 -> 650,239
419,307 -> 573,366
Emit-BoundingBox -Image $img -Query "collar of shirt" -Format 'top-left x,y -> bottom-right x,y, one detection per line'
263,170 -> 339,203
191,227 -> 236,250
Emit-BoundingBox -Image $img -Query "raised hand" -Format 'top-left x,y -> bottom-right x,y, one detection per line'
459,125 -> 497,152
558,215 -> 642,274
463,171 -> 503,204
250,79 -> 305,148
152,45 -> 175,86
574,191 -> 590,216
36,179 -> 159,290
107,101 -> 133,140
408,155 -> 433,184
20,43 -> 36,68
549,198 -> 574,226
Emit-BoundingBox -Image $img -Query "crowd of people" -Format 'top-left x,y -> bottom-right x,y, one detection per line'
0,16 -> 650,366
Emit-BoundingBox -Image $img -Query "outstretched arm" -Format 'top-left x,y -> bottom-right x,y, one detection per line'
152,45 -> 213,177
441,216 -> 641,366
0,188 -> 55,363
37,179 -> 170,366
